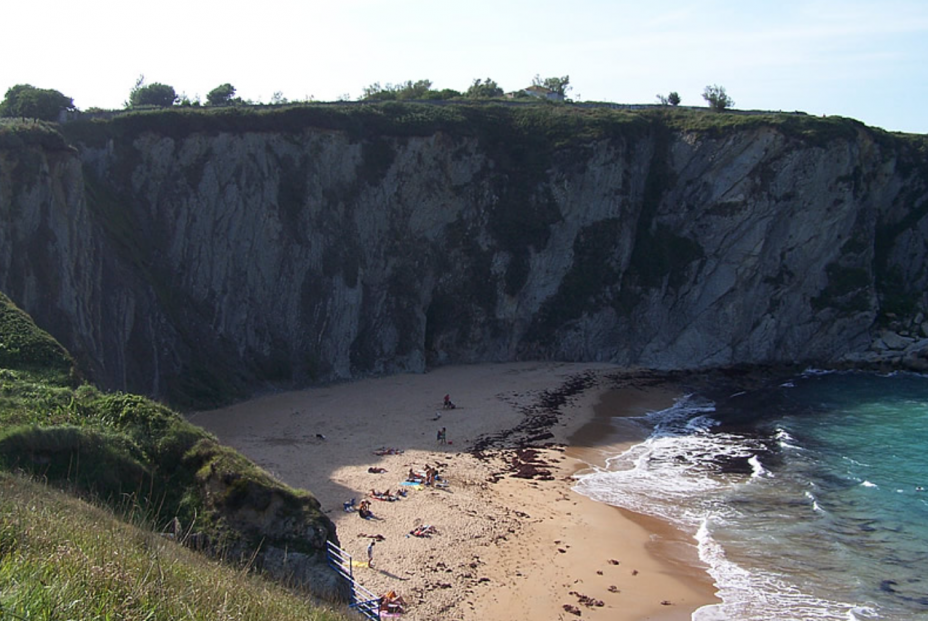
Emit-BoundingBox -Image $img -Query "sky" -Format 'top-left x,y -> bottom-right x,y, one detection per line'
3,0 -> 927,134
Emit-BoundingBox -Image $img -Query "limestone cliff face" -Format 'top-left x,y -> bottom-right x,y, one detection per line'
2,109 -> 927,407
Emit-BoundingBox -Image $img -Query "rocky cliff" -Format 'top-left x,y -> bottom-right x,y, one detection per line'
1,105 -> 927,408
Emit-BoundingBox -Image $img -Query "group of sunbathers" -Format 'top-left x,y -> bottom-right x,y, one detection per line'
406,464 -> 441,486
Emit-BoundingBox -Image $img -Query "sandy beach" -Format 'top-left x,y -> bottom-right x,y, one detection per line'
189,362 -> 719,620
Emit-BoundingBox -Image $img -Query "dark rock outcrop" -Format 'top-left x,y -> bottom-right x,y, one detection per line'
1,108 -> 927,407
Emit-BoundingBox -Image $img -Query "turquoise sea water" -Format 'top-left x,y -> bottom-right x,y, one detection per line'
573,371 -> 928,620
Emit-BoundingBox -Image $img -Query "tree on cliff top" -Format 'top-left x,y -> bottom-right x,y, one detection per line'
0,84 -> 74,122
127,76 -> 178,108
361,79 -> 434,101
466,78 -> 504,99
702,84 -> 734,112
206,83 -> 239,106
532,74 -> 571,98
657,91 -> 682,106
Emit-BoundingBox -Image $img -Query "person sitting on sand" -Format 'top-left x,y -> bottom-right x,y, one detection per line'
359,499 -> 381,519
443,394 -> 456,409
379,591 -> 407,614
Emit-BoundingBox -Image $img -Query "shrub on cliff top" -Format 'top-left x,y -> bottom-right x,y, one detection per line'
0,84 -> 74,122
703,84 -> 734,112
128,76 -> 178,108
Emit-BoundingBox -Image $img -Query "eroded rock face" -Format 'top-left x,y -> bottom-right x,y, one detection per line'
1,114 -> 927,406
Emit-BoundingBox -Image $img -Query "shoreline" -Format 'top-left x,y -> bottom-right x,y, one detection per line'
188,363 -> 720,620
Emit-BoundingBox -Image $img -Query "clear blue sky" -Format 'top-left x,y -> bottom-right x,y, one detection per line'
4,0 -> 927,133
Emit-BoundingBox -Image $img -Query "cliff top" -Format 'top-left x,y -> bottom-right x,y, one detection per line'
56,100 -> 927,151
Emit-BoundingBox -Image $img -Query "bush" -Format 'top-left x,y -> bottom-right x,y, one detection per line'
702,84 -> 734,112
0,84 -> 73,121
128,77 -> 177,108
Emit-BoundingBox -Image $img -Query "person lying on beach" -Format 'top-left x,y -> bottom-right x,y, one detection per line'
370,489 -> 399,501
357,533 -> 386,541
373,447 -> 404,456
368,467 -> 387,474
408,524 -> 438,538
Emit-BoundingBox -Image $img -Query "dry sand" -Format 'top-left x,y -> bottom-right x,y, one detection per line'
189,362 -> 719,620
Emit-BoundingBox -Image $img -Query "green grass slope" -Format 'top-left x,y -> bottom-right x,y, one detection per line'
0,473 -> 350,621
0,291 -> 344,617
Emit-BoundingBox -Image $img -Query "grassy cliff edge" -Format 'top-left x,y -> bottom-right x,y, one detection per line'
0,291 -> 346,618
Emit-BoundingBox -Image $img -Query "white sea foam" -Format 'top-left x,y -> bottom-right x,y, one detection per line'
748,455 -> 770,480
574,392 -> 868,621
860,480 -> 877,488
573,395 -> 754,526
842,456 -> 872,468
803,490 -> 827,514
693,517 -> 860,621
802,367 -> 836,377
775,428 -> 800,451
847,605 -> 880,620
